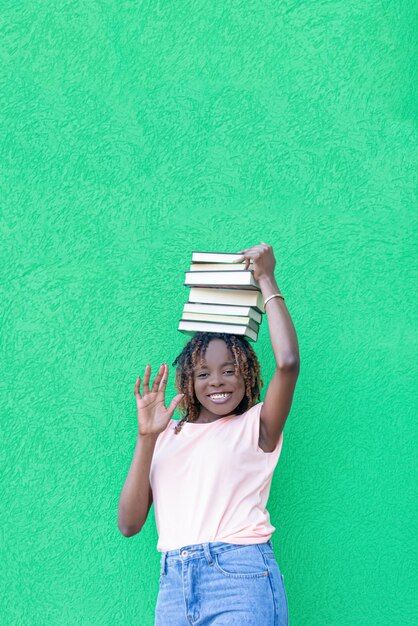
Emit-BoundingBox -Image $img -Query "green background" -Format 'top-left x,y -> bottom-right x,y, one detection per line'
1,1 -> 417,624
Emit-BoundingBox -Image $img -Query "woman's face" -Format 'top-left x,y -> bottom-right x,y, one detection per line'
193,339 -> 246,421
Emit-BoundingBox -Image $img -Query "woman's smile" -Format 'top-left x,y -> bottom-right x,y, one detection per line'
207,392 -> 233,404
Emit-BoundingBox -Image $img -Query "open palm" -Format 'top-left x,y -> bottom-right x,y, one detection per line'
134,363 -> 184,436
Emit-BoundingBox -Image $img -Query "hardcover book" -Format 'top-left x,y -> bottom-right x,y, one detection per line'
189,263 -> 249,272
187,287 -> 265,314
181,311 -> 259,333
182,302 -> 262,324
178,320 -> 258,342
184,270 -> 260,291
191,251 -> 254,264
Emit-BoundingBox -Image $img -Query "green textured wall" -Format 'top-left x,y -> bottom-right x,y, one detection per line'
2,1 -> 416,625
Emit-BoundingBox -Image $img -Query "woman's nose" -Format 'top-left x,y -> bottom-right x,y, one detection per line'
206,372 -> 219,383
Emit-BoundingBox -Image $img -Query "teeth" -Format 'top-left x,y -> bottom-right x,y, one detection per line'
210,393 -> 231,399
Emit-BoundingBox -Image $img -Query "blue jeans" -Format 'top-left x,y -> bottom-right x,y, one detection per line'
155,539 -> 289,625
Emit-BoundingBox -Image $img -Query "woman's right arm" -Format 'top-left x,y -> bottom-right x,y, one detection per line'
117,363 -> 184,537
117,433 -> 158,536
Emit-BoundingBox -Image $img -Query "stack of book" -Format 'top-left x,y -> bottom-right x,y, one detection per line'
178,251 -> 265,342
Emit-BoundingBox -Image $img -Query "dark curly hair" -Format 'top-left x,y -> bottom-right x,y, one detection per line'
171,332 -> 263,434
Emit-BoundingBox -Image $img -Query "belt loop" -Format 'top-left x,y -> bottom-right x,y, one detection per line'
160,551 -> 167,575
203,543 -> 214,565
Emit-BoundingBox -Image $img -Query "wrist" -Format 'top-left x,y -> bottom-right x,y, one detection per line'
258,274 -> 280,294
137,431 -> 159,442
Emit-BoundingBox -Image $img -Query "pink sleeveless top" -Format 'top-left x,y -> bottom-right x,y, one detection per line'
149,401 -> 284,552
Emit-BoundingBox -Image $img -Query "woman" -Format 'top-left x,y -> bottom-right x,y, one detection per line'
118,242 -> 300,625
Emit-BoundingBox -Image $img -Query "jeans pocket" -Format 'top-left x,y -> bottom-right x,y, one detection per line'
213,545 -> 270,579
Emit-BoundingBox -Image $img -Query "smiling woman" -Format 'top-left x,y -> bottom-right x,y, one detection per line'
171,331 -> 263,430
119,243 -> 299,625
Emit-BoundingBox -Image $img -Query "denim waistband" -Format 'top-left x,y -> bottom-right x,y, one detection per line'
160,539 -> 274,574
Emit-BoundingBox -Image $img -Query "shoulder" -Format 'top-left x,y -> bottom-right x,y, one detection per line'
239,401 -> 263,418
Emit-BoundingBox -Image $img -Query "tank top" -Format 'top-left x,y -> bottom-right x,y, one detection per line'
149,401 -> 284,552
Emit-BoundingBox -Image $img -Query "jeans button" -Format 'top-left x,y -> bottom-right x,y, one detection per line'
181,550 -> 188,557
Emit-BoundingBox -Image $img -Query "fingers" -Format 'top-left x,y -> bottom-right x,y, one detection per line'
235,253 -> 253,267
166,393 -> 185,417
134,375 -> 142,399
151,363 -> 165,392
135,363 -> 169,398
234,255 -> 250,270
142,364 -> 151,394
240,244 -> 268,255
158,363 -> 169,392
236,243 -> 270,260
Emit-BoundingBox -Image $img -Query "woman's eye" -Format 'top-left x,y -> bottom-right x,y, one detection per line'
198,371 -> 234,377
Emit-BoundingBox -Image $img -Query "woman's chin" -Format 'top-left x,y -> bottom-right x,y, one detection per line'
200,400 -> 241,416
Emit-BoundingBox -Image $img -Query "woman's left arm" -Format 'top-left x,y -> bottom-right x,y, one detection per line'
236,242 -> 300,451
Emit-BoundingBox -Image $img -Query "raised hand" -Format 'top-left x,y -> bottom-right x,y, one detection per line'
235,241 -> 276,282
134,363 -> 184,437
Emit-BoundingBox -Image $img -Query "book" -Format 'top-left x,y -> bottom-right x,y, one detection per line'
178,320 -> 258,342
182,302 -> 262,324
188,287 -> 265,314
189,263 -> 249,272
182,311 -> 260,333
184,270 -> 260,290
192,251 -> 253,264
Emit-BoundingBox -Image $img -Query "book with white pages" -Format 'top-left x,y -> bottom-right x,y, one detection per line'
185,270 -> 260,290
178,320 -> 258,342
182,311 -> 259,333
188,287 -> 265,313
182,301 -> 262,324
189,263 -> 249,271
191,251 -> 254,264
